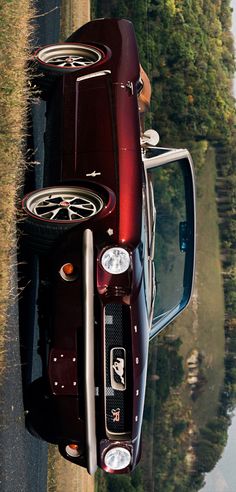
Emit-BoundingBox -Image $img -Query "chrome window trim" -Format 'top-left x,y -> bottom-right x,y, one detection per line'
143,147 -> 192,169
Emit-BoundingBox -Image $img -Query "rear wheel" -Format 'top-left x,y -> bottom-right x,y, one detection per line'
35,44 -> 102,71
22,186 -> 103,253
31,43 -> 104,96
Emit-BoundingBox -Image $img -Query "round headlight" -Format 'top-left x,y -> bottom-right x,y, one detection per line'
101,247 -> 130,275
104,446 -> 131,471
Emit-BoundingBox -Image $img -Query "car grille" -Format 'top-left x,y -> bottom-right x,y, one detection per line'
104,304 -> 132,436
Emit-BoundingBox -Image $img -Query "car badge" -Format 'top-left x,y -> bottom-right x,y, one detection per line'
86,170 -> 101,177
110,347 -> 126,391
111,408 -> 121,422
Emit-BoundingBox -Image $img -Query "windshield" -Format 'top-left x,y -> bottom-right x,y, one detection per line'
147,159 -> 194,334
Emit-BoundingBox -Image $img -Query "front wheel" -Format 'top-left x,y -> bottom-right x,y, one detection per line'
22,186 -> 104,254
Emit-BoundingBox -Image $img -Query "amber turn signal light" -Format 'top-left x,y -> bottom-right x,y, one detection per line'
62,263 -> 74,275
59,263 -> 78,282
65,443 -> 81,458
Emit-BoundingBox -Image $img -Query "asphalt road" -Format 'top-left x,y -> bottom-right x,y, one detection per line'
0,3 -> 61,491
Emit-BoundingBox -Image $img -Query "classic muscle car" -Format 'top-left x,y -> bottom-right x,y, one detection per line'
22,18 -> 195,474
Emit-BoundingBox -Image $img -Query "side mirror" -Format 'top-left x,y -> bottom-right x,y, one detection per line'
141,129 -> 160,147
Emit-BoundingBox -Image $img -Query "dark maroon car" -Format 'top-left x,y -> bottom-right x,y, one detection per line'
22,19 -> 196,474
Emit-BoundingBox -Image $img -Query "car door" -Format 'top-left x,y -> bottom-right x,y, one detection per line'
143,147 -> 196,340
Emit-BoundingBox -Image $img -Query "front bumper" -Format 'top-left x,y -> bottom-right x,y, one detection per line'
83,229 -> 97,474
36,229 -> 149,474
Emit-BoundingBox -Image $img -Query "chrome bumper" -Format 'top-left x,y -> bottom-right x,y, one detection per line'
83,229 -> 97,475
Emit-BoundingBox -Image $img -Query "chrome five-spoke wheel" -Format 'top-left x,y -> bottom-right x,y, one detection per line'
35,44 -> 102,70
24,187 -> 103,222
22,187 -> 104,254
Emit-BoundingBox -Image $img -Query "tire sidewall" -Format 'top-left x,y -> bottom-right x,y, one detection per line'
33,43 -> 106,74
21,186 -> 104,254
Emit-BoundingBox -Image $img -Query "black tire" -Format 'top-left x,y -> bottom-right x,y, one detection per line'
25,378 -> 59,444
30,68 -> 60,99
21,218 -> 72,255
22,186 -> 104,254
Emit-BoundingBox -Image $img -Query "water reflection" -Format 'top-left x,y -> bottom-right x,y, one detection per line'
200,411 -> 236,492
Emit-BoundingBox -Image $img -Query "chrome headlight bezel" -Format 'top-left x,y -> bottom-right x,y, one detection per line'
101,247 -> 130,275
104,446 -> 131,471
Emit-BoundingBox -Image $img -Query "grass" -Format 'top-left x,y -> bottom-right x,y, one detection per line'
0,0 -> 33,370
60,0 -> 91,41
48,445 -> 94,492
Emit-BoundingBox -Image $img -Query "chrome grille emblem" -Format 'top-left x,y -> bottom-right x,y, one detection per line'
111,408 -> 121,422
113,358 -> 125,384
110,348 -> 126,391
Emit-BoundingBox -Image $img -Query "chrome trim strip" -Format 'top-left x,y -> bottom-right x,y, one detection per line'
77,69 -> 111,83
83,229 -> 97,475
143,147 -> 190,169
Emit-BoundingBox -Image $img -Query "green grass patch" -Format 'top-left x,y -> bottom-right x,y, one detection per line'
60,0 -> 90,41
